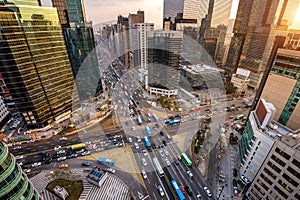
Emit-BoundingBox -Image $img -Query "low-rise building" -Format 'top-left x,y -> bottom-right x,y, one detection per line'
231,68 -> 250,96
86,169 -> 108,187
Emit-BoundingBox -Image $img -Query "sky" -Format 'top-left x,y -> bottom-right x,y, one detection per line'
42,0 -> 164,29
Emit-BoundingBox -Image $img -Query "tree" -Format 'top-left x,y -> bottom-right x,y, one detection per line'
224,82 -> 237,94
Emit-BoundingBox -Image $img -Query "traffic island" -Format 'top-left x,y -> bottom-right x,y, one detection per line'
47,179 -> 83,200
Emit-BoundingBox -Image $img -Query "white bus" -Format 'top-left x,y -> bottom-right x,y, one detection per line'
153,157 -> 164,177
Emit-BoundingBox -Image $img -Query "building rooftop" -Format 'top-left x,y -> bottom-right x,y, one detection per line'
87,169 -> 104,181
181,64 -> 224,74
280,129 -> 300,151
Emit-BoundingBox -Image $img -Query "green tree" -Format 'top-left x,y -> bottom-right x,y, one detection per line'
224,82 -> 238,94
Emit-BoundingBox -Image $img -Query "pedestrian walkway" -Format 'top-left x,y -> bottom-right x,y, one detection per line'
78,179 -> 93,200
84,175 -> 131,200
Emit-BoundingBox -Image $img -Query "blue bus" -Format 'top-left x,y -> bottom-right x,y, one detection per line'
137,116 -> 142,125
152,113 -> 159,121
171,180 -> 185,200
130,95 -> 134,102
169,119 -> 181,126
143,136 -> 151,148
145,126 -> 152,136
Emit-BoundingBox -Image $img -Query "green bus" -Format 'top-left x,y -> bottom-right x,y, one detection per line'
181,153 -> 192,167
235,114 -> 244,120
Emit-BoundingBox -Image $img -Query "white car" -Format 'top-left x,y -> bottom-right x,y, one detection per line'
128,137 -> 132,143
31,162 -> 41,167
82,151 -> 91,156
157,186 -> 165,197
241,175 -> 250,184
54,146 -> 61,151
141,169 -> 147,179
59,137 -> 67,141
134,143 -> 139,149
105,168 -> 116,174
196,193 -> 202,199
165,159 -> 170,166
57,156 -> 66,162
142,158 -> 147,166
160,151 -> 164,157
203,186 -> 212,197
23,169 -> 31,173
15,155 -> 24,160
164,150 -> 169,156
13,146 -> 21,150
187,170 -> 194,179
142,149 -> 147,156
137,137 -> 141,142
57,150 -> 65,154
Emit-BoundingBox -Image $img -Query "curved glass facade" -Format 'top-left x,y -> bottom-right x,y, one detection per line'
0,142 -> 40,200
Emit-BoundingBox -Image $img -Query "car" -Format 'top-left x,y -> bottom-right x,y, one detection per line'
76,149 -> 85,154
31,162 -> 41,167
57,156 -> 66,162
164,150 -> 169,156
196,193 -> 202,199
203,186 -> 212,197
187,170 -> 194,179
233,168 -> 237,177
137,137 -> 141,142
128,137 -> 132,143
157,186 -> 165,197
134,143 -> 139,149
160,131 -> 164,136
141,169 -> 147,179
13,146 -> 21,150
233,186 -> 238,196
58,164 -> 68,169
185,186 -> 193,196
17,161 -> 23,166
82,151 -> 91,156
131,127 -> 135,131
57,150 -> 65,154
15,155 -> 24,160
165,159 -> 170,166
59,137 -> 67,141
142,149 -> 147,156
142,158 -> 147,166
54,146 -> 61,151
166,134 -> 171,139
241,175 -> 250,184
159,151 -> 164,157
82,161 -> 90,166
105,168 -> 116,174
180,186 -> 185,193
23,169 -> 31,173
67,153 -> 78,159
162,140 -> 167,146
177,155 -> 182,161
175,160 -> 179,165
45,158 -> 52,164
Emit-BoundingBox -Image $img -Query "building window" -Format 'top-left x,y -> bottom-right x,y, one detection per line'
267,161 -> 281,173
292,159 -> 300,170
282,173 -> 298,187
271,155 -> 285,167
287,166 -> 300,180
278,179 -> 293,193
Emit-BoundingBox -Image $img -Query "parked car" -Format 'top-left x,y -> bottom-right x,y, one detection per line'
59,137 -> 67,141
54,146 -> 61,151
165,159 -> 170,166
15,155 -> 24,160
134,143 -> 139,149
23,169 -> 31,173
180,186 -> 185,193
196,193 -> 202,199
82,151 -> 91,156
128,137 -> 132,143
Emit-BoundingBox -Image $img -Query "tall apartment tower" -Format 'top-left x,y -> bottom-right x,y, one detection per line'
0,0 -> 74,127
260,48 -> 300,130
51,0 -> 101,100
128,10 -> 144,28
0,142 -> 41,199
224,0 -> 290,89
246,131 -> 300,200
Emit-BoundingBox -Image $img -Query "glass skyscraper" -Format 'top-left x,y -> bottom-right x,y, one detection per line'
0,142 -> 40,199
0,0 -> 74,127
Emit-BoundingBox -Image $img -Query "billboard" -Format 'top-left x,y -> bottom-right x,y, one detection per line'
255,99 -> 268,128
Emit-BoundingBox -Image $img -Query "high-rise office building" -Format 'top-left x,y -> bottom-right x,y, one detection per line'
224,0 -> 292,89
260,48 -> 300,130
128,10 -> 144,28
0,142 -> 41,199
0,0 -> 74,127
130,23 -> 154,88
51,0 -> 100,100
147,31 -> 183,96
246,131 -> 300,200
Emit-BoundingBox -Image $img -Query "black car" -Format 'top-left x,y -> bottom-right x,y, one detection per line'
185,186 -> 193,196
160,131 -> 164,136
162,140 -> 167,146
233,168 -> 237,177
233,179 -> 237,187
175,160 -> 179,165
82,161 -> 90,166
45,158 -> 52,164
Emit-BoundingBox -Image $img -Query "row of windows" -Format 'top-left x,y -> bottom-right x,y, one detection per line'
274,147 -> 291,160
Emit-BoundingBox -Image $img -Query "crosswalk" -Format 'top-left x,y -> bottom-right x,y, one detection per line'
41,189 -> 59,200
84,175 -> 131,200
78,179 -> 93,200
